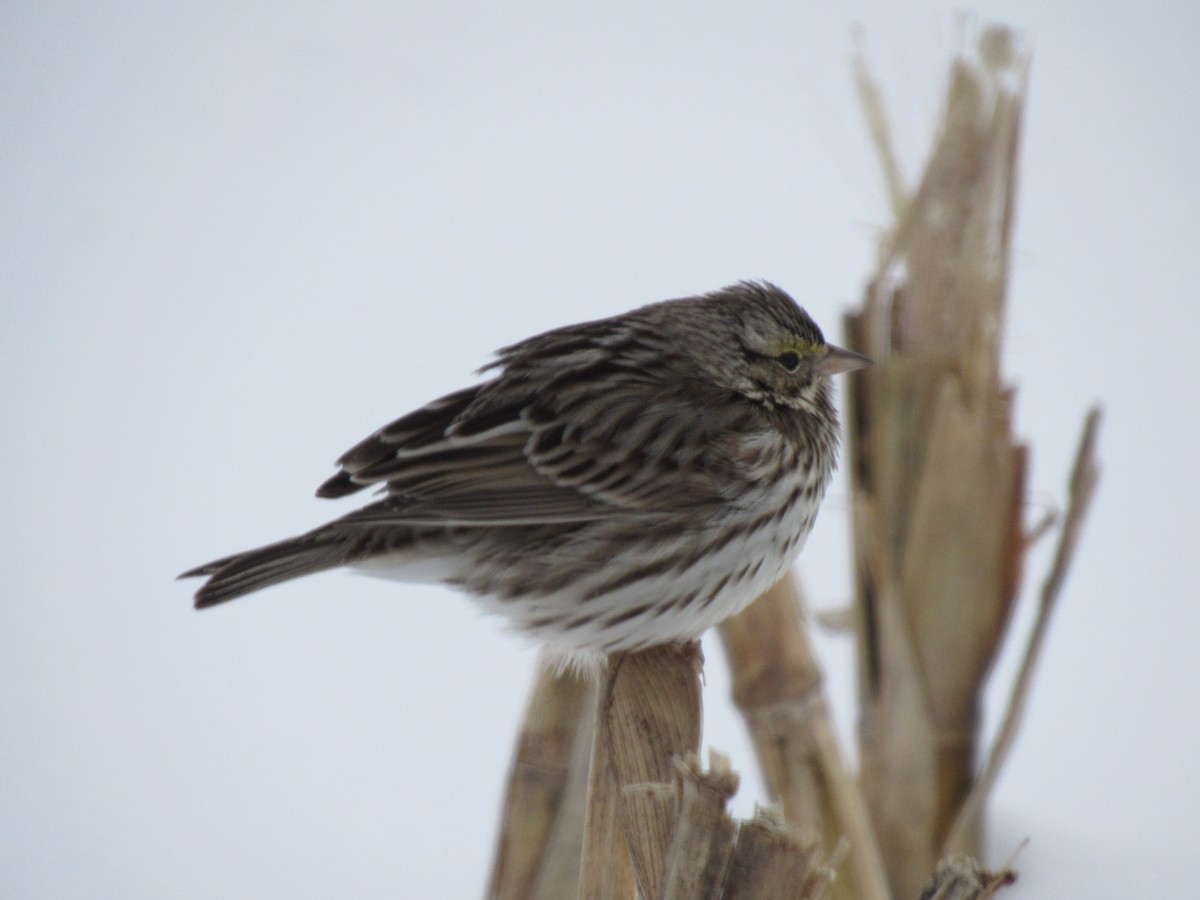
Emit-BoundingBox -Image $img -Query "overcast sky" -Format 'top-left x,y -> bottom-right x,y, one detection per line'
3,2 -> 1198,897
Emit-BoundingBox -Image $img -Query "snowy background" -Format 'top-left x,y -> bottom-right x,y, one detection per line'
3,2 -> 1198,897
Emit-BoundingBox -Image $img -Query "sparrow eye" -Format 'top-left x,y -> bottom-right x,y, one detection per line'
776,350 -> 801,372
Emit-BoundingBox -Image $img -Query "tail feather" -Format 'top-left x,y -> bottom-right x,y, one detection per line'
180,532 -> 351,609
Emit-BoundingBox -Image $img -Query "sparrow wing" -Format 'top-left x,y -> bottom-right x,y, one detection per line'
315,357 -> 747,528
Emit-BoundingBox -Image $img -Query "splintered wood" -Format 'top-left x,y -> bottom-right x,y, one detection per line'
491,644 -> 838,900
579,644 -> 837,900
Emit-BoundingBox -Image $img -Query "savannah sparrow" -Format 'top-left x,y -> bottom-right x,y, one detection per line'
181,282 -> 869,656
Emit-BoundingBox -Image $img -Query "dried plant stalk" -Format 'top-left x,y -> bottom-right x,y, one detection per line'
487,654 -> 594,898
607,643 -> 704,898
579,642 -> 703,899
942,407 -> 1102,856
528,700 -> 597,899
917,857 -> 1017,900
660,752 -> 738,899
620,784 -> 680,896
718,574 -> 889,900
845,26 -> 1093,897
578,696 -> 643,900
492,637 -> 855,898
722,804 -> 837,900
487,651 -> 596,899
570,643 -> 844,897
578,691 -> 637,900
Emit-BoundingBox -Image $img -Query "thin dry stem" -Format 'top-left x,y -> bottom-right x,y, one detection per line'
942,408 -> 1102,855
578,684 -> 636,900
718,574 -> 890,900
852,30 -> 909,225
528,699 -> 597,899
488,654 -> 594,899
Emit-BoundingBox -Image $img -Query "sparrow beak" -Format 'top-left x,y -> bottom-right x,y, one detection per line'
814,343 -> 873,377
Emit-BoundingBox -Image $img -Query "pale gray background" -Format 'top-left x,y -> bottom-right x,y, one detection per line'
3,2 -> 1197,897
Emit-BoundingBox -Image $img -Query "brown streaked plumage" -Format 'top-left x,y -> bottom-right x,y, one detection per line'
180,281 -> 870,659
